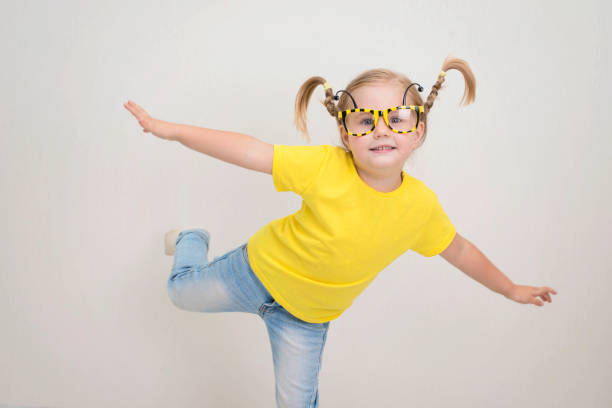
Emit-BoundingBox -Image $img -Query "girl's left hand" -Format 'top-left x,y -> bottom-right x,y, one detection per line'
506,285 -> 558,307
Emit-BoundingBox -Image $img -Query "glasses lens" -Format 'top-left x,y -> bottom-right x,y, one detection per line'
345,108 -> 418,134
345,111 -> 375,135
387,108 -> 418,132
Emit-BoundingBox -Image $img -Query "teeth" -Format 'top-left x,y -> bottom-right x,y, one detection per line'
373,146 -> 393,150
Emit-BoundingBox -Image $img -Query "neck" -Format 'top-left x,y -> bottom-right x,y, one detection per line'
355,167 -> 403,193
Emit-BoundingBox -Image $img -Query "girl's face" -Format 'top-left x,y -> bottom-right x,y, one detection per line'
339,81 -> 425,178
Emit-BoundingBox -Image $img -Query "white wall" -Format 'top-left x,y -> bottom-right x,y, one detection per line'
3,0 -> 611,406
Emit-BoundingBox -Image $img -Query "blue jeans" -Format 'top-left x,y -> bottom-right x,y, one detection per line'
167,229 -> 331,408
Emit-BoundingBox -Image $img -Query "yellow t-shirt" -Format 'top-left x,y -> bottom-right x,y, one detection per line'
246,144 -> 456,323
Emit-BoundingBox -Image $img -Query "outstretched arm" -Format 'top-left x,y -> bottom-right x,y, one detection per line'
123,100 -> 273,174
439,233 -> 557,306
172,122 -> 273,174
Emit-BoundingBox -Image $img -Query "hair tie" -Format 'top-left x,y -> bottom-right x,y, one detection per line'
439,71 -> 447,78
323,82 -> 332,90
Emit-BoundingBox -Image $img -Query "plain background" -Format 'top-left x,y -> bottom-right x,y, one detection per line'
3,0 -> 611,407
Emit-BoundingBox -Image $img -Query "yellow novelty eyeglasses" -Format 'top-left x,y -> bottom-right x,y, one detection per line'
337,105 -> 424,136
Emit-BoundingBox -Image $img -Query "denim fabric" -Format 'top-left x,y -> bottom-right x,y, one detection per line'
167,229 -> 330,408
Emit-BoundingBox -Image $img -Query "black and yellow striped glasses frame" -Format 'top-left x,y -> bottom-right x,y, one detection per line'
332,82 -> 425,137
337,105 -> 424,137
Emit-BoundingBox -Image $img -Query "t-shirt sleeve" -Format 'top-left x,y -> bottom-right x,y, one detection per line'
272,144 -> 329,195
411,190 -> 456,257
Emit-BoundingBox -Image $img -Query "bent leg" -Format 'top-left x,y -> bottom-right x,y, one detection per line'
167,229 -> 255,314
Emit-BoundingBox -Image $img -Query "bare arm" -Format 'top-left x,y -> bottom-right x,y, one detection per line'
440,233 -> 515,297
169,122 -> 273,174
123,100 -> 273,174
439,233 -> 557,306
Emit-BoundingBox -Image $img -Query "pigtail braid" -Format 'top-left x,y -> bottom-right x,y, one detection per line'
323,84 -> 339,120
424,56 -> 476,115
423,75 -> 446,114
294,76 -> 338,143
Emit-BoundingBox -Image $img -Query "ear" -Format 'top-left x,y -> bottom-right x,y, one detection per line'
339,125 -> 350,148
414,121 -> 425,145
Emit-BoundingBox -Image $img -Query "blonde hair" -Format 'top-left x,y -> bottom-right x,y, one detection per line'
293,56 -> 476,150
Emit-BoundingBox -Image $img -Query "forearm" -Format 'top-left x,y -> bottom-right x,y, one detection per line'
455,240 -> 515,297
165,120 -> 259,168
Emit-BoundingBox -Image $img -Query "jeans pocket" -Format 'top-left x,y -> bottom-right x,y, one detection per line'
258,299 -> 278,316
262,300 -> 278,308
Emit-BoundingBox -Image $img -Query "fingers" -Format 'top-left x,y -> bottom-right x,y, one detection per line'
128,100 -> 146,115
532,286 -> 558,306
123,101 -> 139,118
531,291 -> 544,306
510,285 -> 557,307
123,100 -> 149,121
124,101 -> 140,117
544,287 -> 556,302
539,290 -> 550,303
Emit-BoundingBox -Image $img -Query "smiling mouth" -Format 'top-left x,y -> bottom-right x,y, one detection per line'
369,146 -> 396,151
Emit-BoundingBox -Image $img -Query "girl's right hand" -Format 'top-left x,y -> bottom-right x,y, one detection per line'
123,100 -> 176,141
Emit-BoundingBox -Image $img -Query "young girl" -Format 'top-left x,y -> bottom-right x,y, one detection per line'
124,56 -> 557,408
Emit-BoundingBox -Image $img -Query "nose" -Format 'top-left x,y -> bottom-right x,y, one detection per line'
372,111 -> 392,138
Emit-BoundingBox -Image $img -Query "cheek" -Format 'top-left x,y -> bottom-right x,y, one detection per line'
397,138 -> 417,152
352,137 -> 372,149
